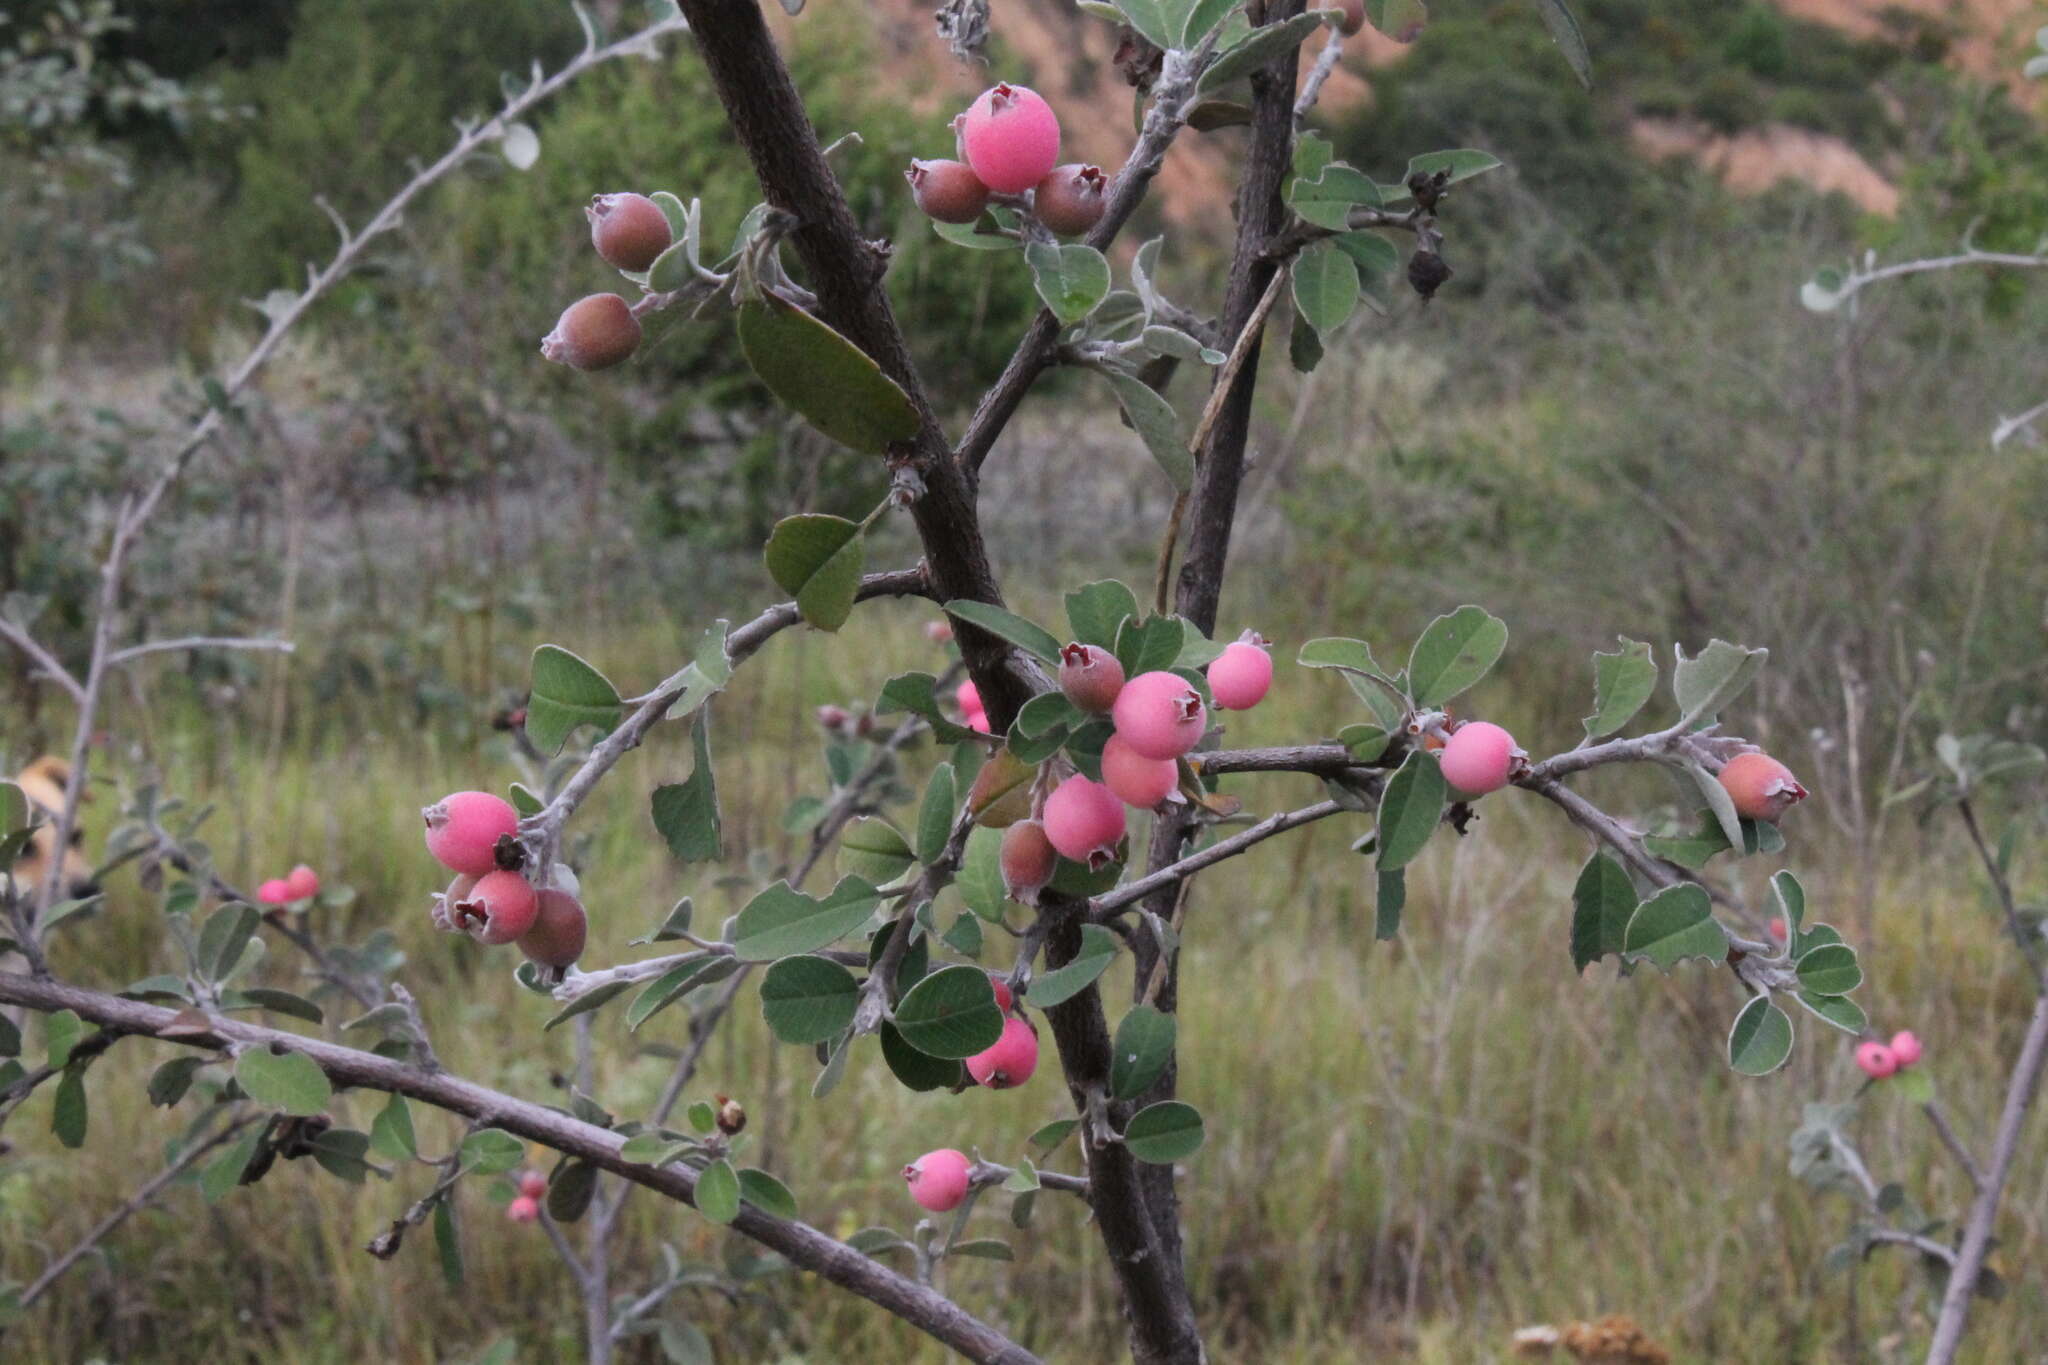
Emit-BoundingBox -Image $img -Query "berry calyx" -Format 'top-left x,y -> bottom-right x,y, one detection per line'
1033,163 -> 1107,236
905,158 -> 991,224
1718,752 -> 1808,823
1889,1030 -> 1923,1067
518,1170 -> 548,1200
452,869 -> 540,946
966,1015 -> 1040,1089
518,888 -> 588,969
1111,671 -> 1207,761
506,1195 -> 541,1224
1855,1040 -> 1899,1080
959,83 -> 1061,194
256,879 -> 292,906
904,1148 -> 973,1212
586,192 -> 673,272
1439,721 -> 1522,798
1207,634 -> 1274,711
285,864 -> 320,901
423,791 -> 521,877
1000,819 -> 1058,904
1042,775 -> 1126,870
1059,643 -> 1126,714
1100,734 -> 1179,809
540,293 -> 641,372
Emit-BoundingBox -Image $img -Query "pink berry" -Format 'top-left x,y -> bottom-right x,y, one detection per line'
1719,753 -> 1808,823
966,706 -> 991,734
285,864 -> 320,901
1439,721 -> 1521,798
1100,734 -> 1178,809
1033,163 -> 1107,236
506,1195 -> 541,1224
540,293 -> 641,372
586,192 -> 673,273
905,158 -> 991,224
959,83 -> 1061,194
422,791 -> 520,877
1889,1031 -> 1923,1067
1059,643 -> 1126,713
256,879 -> 292,906
1042,775 -> 1126,869
1855,1041 -> 1899,1080
453,870 -> 540,946
1768,916 -> 1787,942
518,888 -> 588,969
999,820 -> 1058,903
965,1015 -> 1040,1090
1111,671 -> 1207,761
518,1170 -> 547,1200
903,1148 -> 973,1212
816,704 -> 851,732
925,621 -> 955,644
955,680 -> 982,718
990,975 -> 1015,1012
1207,634 -> 1274,711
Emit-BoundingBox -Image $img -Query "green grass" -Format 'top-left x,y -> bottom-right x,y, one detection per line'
4,610 -> 2043,1363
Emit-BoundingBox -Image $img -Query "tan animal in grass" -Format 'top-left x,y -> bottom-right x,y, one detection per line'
8,756 -> 101,907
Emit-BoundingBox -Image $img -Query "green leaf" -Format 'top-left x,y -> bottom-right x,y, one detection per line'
893,965 -> 1004,1059
1384,149 -> 1503,207
881,1021 -> 967,1091
619,1132 -> 694,1166
201,1130 -> 262,1203
433,1197 -> 463,1286
0,1011 -> 21,1059
732,877 -> 881,962
1105,371 -> 1193,491
370,1094 -> 418,1162
651,712 -> 722,863
148,1055 -> 204,1107
1124,1100 -> 1205,1164
932,211 -> 1024,251
738,1167 -> 798,1220
44,1009 -> 83,1067
1340,724 -> 1392,763
764,514 -> 866,633
540,977 -> 632,1032
1375,866 -> 1406,941
1376,750 -> 1446,870
759,955 -> 861,1045
942,600 -> 1063,665
1030,1118 -> 1080,1152
1289,164 -> 1383,233
1110,1005 -> 1177,1100
1892,1066 -> 1935,1104
840,819 -> 916,885
548,1159 -> 600,1223
875,672 -> 973,744
52,1064 -> 87,1148
1727,996 -> 1794,1076
1688,759 -> 1748,854
0,781 -> 27,837
696,1158 -> 741,1225
915,763 -> 958,866
1181,0 -> 1235,45
1109,0 -> 1184,49
235,1045 -> 332,1116
664,619 -> 734,721
1292,242 -> 1359,335
526,645 -> 623,753
1672,639 -> 1767,730
1298,637 -> 1407,729
460,1128 -> 527,1176
1028,923 -> 1119,1007
309,1127 -> 376,1184
1569,853 -> 1637,972
1772,870 -> 1807,936
198,903 -> 262,984
35,895 -> 101,937
627,957 -> 735,1033
1528,0 -> 1593,88
508,783 -> 543,817
234,988 -> 324,1025
1795,943 -> 1863,997
1643,810 -> 1782,870
1622,884 -> 1727,971
957,827 -> 1008,921
1066,580 -> 1140,650
1407,605 -> 1508,707
1364,0 -> 1427,41
1025,242 -> 1111,324
1198,12 -> 1328,92
1114,614 -> 1187,679
1584,638 -> 1657,739
949,1238 -> 1015,1261
737,294 -> 920,452
1796,992 -> 1866,1037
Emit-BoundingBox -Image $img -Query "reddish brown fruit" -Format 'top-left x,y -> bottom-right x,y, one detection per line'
1059,642 -> 1126,713
517,888 -> 588,969
905,158 -> 991,225
1718,752 -> 1808,823
541,293 -> 641,372
1326,0 -> 1366,37
999,819 -> 1058,903
586,192 -> 673,272
1033,164 -> 1108,236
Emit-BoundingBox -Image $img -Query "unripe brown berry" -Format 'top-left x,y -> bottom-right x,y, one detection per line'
1325,0 -> 1366,37
906,158 -> 991,225
1059,642 -> 1126,713
1000,819 -> 1058,904
1033,164 -> 1108,236
517,888 -> 588,969
586,192 -> 673,272
541,294 -> 641,372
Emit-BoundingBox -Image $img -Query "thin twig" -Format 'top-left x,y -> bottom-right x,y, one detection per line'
1091,800 -> 1347,922
106,636 -> 296,666
1920,1101 -> 1985,1195
0,618 -> 84,704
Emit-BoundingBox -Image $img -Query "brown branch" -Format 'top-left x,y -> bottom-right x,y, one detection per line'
0,970 -> 1039,1365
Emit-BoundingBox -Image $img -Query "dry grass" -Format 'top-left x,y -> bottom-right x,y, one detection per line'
3,609 -> 2043,1364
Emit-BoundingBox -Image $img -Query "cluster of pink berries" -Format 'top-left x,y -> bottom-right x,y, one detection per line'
906,84 -> 1109,238
421,790 -> 587,970
540,192 -> 674,372
254,863 -> 321,906
902,975 -> 1039,1212
505,1169 -> 548,1224
1855,1030 -> 1925,1081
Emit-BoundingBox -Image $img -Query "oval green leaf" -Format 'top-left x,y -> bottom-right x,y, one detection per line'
695,1157 -> 741,1225
236,1045 -> 332,1116
1124,1100 -> 1205,1164
526,644 -> 623,753
1109,1004 -> 1176,1101
1375,749 -> 1446,870
892,965 -> 1004,1059
1727,995 -> 1794,1076
759,955 -> 861,1045
764,513 -> 866,633
1622,884 -> 1728,971
737,295 -> 920,452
